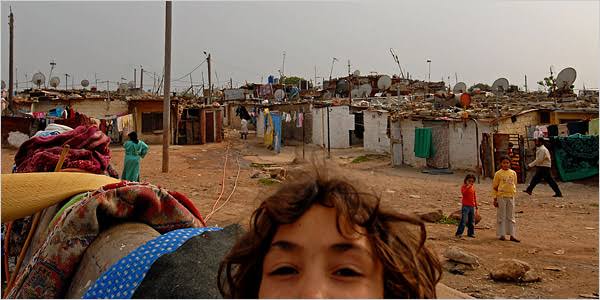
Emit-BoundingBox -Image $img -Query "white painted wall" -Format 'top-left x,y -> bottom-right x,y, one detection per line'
363,110 -> 390,153
397,119 -> 427,168
391,118 -> 494,171
311,106 -> 354,149
447,120 -> 493,171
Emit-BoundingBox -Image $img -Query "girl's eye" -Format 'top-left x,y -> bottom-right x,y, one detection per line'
334,268 -> 362,277
268,266 -> 299,276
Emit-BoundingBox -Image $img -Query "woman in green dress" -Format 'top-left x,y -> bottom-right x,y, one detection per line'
122,131 -> 149,182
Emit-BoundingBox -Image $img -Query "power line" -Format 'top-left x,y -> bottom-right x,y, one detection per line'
171,59 -> 207,82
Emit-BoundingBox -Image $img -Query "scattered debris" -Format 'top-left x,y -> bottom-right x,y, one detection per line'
415,209 -> 444,223
585,227 -> 595,230
543,266 -> 564,272
554,249 -> 565,255
528,249 -> 539,254
490,259 -> 533,282
444,246 -> 480,267
409,194 -> 421,199
579,294 -> 599,299
258,178 -> 280,186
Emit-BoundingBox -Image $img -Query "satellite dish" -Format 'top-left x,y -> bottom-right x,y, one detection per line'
453,82 -> 467,94
81,79 -> 90,88
32,72 -> 46,88
358,84 -> 372,97
127,81 -> 135,89
377,75 -> 392,90
556,67 -> 576,90
491,78 -> 509,93
49,77 -> 60,88
1,80 -> 5,90
119,83 -> 129,92
274,89 -> 285,101
336,79 -> 349,93
353,70 -> 360,77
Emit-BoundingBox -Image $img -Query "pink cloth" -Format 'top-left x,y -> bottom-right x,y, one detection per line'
14,125 -> 111,174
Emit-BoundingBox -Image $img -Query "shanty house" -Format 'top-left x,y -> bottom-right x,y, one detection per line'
363,109 -> 390,153
311,105 -> 354,149
128,97 -> 179,144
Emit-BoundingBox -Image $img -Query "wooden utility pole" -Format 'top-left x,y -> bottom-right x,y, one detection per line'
524,74 -> 528,92
207,53 -> 212,105
162,0 -> 172,173
140,66 -> 144,90
230,77 -> 233,89
134,68 -> 137,88
7,7 -> 15,114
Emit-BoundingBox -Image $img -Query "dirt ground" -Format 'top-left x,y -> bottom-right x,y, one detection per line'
2,130 -> 598,299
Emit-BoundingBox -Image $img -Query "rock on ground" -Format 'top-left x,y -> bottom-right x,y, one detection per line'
449,209 -> 482,224
416,209 -> 444,223
443,246 -> 480,266
490,259 -> 532,282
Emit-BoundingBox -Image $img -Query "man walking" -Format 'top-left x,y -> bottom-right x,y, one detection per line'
523,137 -> 563,197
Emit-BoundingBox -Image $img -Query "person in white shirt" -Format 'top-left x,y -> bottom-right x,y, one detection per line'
240,118 -> 249,140
523,137 -> 563,197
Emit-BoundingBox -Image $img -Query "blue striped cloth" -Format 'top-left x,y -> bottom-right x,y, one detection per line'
83,227 -> 222,299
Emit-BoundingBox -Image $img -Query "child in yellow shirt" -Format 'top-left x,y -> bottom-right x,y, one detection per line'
492,156 -> 520,242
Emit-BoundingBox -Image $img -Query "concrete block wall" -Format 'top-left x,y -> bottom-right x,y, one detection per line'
311,106 -> 354,149
363,111 -> 390,153
497,111 -> 540,135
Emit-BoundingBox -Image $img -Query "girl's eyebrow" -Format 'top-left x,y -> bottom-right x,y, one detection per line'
271,240 -> 301,251
330,243 -> 373,257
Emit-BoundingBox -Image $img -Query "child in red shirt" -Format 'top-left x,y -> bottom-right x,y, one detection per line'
455,174 -> 478,238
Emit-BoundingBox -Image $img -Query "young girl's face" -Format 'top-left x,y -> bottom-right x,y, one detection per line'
501,159 -> 511,170
259,205 -> 384,299
465,178 -> 475,185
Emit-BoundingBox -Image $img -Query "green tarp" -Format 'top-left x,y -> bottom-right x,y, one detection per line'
414,127 -> 434,158
551,134 -> 599,181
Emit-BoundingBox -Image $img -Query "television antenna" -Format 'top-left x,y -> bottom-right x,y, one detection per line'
329,57 -> 338,81
389,48 -> 405,79
48,60 -> 56,87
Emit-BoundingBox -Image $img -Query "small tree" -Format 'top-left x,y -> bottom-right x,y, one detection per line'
468,83 -> 491,92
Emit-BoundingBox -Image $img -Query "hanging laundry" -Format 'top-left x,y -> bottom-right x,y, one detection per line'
558,124 -> 569,137
547,124 -> 558,137
414,127 -> 433,158
297,112 -> 304,128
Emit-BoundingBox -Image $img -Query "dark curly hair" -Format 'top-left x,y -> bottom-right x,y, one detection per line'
217,167 -> 442,298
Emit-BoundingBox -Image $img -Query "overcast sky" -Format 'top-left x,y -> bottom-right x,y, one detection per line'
1,0 -> 599,92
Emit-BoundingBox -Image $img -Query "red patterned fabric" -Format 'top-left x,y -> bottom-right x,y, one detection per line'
6,182 -> 205,299
14,125 -> 111,174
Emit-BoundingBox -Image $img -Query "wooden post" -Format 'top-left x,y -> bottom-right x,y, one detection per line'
162,0 -> 172,173
7,7 -> 14,114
